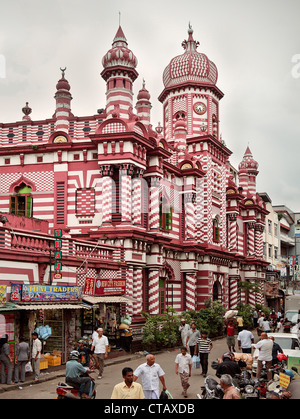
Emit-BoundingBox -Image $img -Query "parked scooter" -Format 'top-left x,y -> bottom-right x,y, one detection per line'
56,374 -> 96,399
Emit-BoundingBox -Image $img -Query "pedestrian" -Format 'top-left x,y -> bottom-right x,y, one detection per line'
179,319 -> 190,348
133,354 -> 167,399
262,317 -> 271,333
220,374 -> 240,399
257,313 -> 265,336
253,309 -> 258,328
196,330 -> 213,377
77,340 -> 95,368
252,332 -> 273,381
185,322 -> 200,356
225,319 -> 236,352
0,334 -> 13,385
236,316 -> 243,333
276,318 -> 284,333
91,328 -> 109,379
31,332 -> 42,381
14,336 -> 29,383
175,347 -> 192,398
237,327 -> 254,354
269,336 -> 283,365
111,367 -> 145,399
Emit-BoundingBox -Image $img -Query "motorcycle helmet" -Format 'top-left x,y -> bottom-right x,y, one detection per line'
223,352 -> 234,361
284,369 -> 295,378
277,353 -> 288,362
69,350 -> 80,360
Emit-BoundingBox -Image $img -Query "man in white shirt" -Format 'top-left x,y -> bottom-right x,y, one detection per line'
237,327 -> 254,353
253,332 -> 273,381
31,332 -> 42,381
175,347 -> 192,398
91,328 -> 109,379
133,354 -> 167,399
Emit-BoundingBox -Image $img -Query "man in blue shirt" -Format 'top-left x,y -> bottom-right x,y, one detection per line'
66,350 -> 93,398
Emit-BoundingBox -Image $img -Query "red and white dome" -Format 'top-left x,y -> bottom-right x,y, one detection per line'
102,26 -> 138,70
163,25 -> 218,88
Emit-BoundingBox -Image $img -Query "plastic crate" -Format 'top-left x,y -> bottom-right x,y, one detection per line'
47,356 -> 61,366
40,359 -> 48,370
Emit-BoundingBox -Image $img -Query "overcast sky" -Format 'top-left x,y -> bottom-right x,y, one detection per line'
0,0 -> 299,212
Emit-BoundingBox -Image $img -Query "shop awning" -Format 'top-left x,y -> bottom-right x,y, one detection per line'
13,302 -> 90,310
0,302 -> 20,312
82,295 -> 141,305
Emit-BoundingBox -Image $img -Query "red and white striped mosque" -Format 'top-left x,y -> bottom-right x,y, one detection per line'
0,25 -> 269,354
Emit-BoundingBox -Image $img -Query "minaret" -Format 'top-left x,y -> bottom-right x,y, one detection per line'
53,68 -> 73,133
101,26 -> 138,120
238,146 -> 259,197
135,80 -> 151,127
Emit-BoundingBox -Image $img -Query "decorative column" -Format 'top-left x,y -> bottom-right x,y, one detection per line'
248,279 -> 256,307
247,222 -> 256,256
185,273 -> 196,311
133,268 -> 143,314
148,269 -> 160,314
132,169 -> 144,226
255,224 -> 264,258
148,177 -> 161,231
125,266 -> 134,316
229,277 -> 239,309
120,164 -> 134,223
100,165 -> 114,225
185,193 -> 196,240
228,213 -> 237,251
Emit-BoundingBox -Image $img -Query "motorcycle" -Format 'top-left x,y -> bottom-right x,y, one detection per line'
197,375 -> 224,399
233,370 -> 260,399
56,374 -> 96,399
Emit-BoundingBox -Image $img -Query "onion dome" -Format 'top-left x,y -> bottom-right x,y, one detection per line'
56,67 -> 71,91
137,79 -> 151,101
238,146 -> 259,173
102,26 -> 138,70
163,24 -> 218,88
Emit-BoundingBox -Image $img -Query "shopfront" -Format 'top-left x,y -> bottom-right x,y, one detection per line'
10,284 -> 88,364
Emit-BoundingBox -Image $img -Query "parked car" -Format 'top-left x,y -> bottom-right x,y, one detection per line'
252,333 -> 300,376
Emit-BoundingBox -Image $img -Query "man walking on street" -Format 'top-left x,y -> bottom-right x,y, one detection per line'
111,367 -> 145,399
133,354 -> 167,399
175,347 -> 192,398
31,332 -> 42,381
196,330 -> 213,377
91,328 -> 109,379
237,327 -> 254,353
185,322 -> 200,356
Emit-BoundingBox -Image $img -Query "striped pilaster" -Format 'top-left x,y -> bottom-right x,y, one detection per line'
149,177 -> 161,230
132,175 -> 142,225
100,165 -> 114,225
248,280 -> 256,307
148,269 -> 160,314
255,224 -> 264,258
228,213 -> 237,251
229,277 -> 239,309
125,267 -> 134,316
185,273 -> 196,311
185,193 -> 196,240
133,268 -> 143,314
247,222 -> 255,256
120,165 -> 133,223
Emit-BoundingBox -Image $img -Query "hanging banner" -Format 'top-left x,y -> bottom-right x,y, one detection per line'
10,284 -> 82,302
0,285 -> 7,304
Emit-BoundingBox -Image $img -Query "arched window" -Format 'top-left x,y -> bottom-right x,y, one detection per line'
213,217 -> 220,243
9,183 -> 32,218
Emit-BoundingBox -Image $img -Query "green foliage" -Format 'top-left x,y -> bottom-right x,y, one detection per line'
141,306 -> 181,349
185,299 -> 226,337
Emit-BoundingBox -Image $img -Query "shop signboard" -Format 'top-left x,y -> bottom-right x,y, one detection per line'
94,278 -> 126,296
10,283 -> 82,302
287,356 -> 300,377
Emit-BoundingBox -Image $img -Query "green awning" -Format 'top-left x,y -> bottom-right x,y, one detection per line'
0,302 -> 20,312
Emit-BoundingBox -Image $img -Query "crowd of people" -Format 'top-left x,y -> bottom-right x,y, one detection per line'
1,309 -> 298,399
